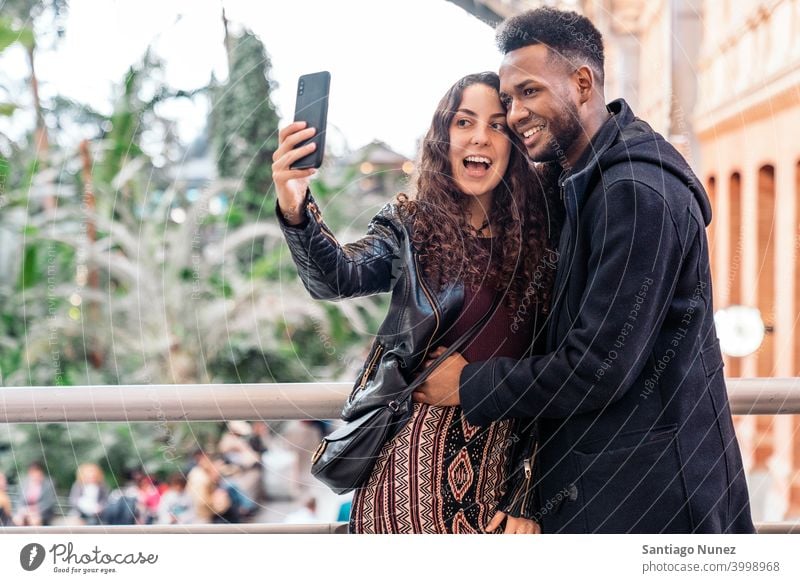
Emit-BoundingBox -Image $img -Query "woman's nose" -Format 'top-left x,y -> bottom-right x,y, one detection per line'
470,122 -> 490,145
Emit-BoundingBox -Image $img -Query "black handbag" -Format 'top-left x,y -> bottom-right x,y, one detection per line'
310,295 -> 502,494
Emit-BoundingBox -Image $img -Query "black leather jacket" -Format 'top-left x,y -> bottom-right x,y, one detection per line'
277,192 -> 540,519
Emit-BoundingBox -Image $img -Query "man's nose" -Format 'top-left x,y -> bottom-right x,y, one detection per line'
507,99 -> 529,126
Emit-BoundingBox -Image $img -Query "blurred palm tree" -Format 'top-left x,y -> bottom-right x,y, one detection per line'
209,16 -> 280,216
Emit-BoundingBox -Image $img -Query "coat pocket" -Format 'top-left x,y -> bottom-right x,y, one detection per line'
573,425 -> 694,533
700,339 -> 724,377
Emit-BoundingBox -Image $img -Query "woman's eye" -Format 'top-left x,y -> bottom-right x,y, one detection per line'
456,118 -> 471,128
491,123 -> 508,132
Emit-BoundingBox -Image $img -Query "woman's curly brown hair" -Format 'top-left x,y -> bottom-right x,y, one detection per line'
397,72 -> 563,313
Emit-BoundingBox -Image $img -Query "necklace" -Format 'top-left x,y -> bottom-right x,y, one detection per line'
468,217 -> 490,236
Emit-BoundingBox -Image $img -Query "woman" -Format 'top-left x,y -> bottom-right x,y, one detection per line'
218,420 -> 263,512
68,463 -> 109,525
0,473 -> 12,526
273,72 -> 561,533
157,473 -> 194,525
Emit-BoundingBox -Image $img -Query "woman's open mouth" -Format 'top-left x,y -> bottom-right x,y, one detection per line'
462,155 -> 493,178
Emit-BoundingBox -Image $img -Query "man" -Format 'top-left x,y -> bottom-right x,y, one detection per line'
13,461 -> 57,526
414,7 -> 754,534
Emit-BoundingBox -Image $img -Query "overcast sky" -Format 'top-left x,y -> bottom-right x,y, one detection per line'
1,0 -> 510,158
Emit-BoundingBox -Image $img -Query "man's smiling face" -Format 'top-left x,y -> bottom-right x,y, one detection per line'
499,44 -> 583,164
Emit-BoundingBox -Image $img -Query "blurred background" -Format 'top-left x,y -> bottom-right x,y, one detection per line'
0,0 -> 798,528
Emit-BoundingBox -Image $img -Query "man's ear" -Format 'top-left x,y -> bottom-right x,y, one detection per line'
574,65 -> 595,104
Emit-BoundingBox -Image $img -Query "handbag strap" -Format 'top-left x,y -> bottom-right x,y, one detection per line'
405,292 -> 503,394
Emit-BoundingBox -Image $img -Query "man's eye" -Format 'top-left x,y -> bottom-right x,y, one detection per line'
500,96 -> 512,108
524,88 -> 538,97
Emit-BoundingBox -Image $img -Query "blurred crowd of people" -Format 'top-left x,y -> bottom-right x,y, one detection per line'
0,420 -> 351,527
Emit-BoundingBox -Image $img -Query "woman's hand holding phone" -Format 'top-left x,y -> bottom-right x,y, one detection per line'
272,121 -> 318,225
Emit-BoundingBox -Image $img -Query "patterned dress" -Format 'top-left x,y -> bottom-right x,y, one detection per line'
350,239 -> 543,533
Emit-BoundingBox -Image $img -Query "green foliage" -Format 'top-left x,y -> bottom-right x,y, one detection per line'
0,16 -> 35,52
0,423 -> 95,491
210,29 -> 280,213
18,245 -> 39,290
0,155 -> 8,184
248,247 -> 284,281
0,420 -> 223,492
211,344 -> 293,384
0,102 -> 18,116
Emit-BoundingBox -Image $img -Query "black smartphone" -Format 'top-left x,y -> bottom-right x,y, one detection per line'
290,71 -> 330,169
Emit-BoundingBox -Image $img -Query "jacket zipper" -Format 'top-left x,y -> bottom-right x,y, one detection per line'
413,253 -> 441,362
520,441 -> 539,516
355,343 -> 384,394
319,222 -> 338,246
307,200 -> 339,246
547,185 -> 573,349
311,439 -> 326,465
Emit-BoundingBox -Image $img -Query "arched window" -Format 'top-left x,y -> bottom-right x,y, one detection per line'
706,175 -> 716,281
728,172 -> 742,378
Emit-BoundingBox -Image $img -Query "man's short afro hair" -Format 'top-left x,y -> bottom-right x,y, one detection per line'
495,7 -> 604,76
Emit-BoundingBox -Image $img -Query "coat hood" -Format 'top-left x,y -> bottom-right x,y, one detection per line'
599,100 -> 712,226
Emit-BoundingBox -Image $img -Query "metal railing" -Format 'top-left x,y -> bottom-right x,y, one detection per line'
1,521 -> 793,534
0,381 -> 352,423
0,523 -> 350,534
1,377 -> 799,534
2,377 -> 798,423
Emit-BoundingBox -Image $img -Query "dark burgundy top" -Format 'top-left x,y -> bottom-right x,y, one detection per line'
438,237 -> 546,362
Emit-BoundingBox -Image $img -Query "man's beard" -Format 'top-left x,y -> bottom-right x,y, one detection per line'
528,102 -> 582,166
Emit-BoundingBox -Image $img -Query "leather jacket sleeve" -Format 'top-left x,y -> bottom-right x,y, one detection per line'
276,191 -> 404,300
496,418 -> 539,521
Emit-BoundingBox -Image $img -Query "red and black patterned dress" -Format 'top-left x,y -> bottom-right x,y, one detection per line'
349,239 -> 543,533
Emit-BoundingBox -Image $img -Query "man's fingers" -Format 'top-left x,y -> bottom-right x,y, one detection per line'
514,520 -> 541,534
429,346 -> 447,357
422,346 -> 449,369
485,511 -> 505,533
500,516 -> 539,534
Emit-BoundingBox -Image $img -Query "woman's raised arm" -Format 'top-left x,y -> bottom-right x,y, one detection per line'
273,124 -> 403,300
